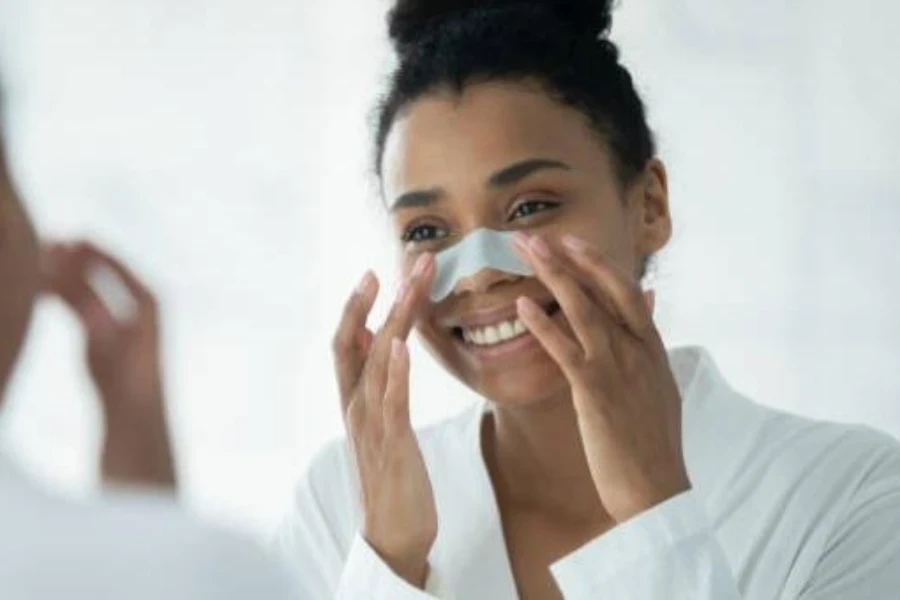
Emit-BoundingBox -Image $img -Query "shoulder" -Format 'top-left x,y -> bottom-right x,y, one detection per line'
695,385 -> 900,516
742,401 -> 900,486
673,346 -> 900,497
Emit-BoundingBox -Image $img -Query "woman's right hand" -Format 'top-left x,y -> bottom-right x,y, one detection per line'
332,253 -> 437,589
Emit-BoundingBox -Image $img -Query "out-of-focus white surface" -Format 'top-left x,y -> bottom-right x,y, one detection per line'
0,0 -> 897,538
0,452 -> 300,600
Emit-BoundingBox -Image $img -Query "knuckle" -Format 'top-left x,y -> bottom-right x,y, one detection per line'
580,366 -> 606,394
345,401 -> 365,434
562,343 -> 584,368
573,302 -> 593,326
582,342 -> 607,368
331,331 -> 350,355
340,297 -> 360,322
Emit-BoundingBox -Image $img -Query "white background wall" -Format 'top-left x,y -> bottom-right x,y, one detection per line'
1,0 -> 898,540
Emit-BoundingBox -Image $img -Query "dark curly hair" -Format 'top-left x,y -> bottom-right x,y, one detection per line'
373,0 -> 656,191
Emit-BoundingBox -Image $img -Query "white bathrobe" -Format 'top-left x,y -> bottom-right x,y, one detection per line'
0,451 -> 299,600
278,347 -> 900,599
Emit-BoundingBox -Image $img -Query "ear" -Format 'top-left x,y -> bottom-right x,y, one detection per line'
628,158 -> 672,257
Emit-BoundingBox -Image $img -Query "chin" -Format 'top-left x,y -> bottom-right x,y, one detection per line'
418,322 -> 572,407
476,363 -> 571,407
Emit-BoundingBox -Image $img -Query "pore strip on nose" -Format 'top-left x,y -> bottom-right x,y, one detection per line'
430,228 -> 533,302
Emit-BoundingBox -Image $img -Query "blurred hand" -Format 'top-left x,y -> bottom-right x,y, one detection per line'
42,241 -> 176,490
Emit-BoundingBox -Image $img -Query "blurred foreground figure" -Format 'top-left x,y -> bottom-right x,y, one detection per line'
0,95 -> 300,599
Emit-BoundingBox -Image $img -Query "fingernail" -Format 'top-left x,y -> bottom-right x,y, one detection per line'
356,271 -> 375,295
391,337 -> 405,358
411,253 -> 432,278
529,235 -> 553,261
512,231 -> 531,248
562,234 -> 589,253
517,296 -> 540,317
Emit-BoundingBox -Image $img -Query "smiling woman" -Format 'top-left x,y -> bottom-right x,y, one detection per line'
276,1 -> 900,599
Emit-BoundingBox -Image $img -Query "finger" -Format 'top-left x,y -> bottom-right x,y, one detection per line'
40,244 -> 67,291
332,271 -> 378,407
512,233 -> 607,354
516,296 -> 584,378
44,247 -> 118,344
644,289 -> 655,315
382,338 -> 412,436
78,242 -> 155,306
76,243 -> 156,318
358,329 -> 375,358
374,252 -> 436,345
363,253 -> 435,415
561,235 -> 653,338
41,243 -> 83,292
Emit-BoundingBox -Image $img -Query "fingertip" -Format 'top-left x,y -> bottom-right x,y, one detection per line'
410,252 -> 434,280
356,270 -> 376,296
419,252 -> 436,283
516,296 -> 541,319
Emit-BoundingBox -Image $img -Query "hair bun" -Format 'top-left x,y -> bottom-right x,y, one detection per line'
388,0 -> 614,52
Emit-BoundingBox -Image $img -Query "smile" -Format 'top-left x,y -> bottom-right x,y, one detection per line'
451,301 -> 560,348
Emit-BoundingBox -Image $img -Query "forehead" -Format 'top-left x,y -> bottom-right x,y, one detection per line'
381,81 -> 610,198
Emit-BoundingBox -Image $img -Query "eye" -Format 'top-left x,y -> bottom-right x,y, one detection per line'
401,222 -> 449,244
510,199 -> 559,221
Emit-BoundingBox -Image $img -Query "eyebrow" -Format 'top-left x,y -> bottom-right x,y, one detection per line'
488,158 -> 571,188
389,158 -> 571,212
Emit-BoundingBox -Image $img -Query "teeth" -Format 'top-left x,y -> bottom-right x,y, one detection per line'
463,317 -> 530,347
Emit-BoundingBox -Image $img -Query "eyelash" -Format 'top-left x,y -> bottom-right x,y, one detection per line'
400,199 -> 560,244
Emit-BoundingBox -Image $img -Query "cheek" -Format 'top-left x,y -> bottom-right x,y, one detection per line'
550,199 -> 629,250
545,199 -> 641,276
414,319 -> 460,377
415,307 -> 460,355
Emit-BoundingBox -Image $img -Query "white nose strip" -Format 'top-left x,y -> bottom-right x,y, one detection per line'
430,228 -> 534,302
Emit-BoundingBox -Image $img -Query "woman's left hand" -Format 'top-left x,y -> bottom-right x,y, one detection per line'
513,232 -> 691,523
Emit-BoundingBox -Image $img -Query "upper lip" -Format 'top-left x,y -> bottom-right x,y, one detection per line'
441,298 -> 555,329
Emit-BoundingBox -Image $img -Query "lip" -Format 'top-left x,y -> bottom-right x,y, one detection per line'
457,304 -> 564,364
466,328 -> 543,362
442,298 -> 557,329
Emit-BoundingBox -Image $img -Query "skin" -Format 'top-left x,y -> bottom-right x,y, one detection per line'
0,111 -> 175,489
0,134 -> 41,401
335,79 -> 689,599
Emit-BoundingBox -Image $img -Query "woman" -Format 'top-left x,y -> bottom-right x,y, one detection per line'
278,1 -> 900,599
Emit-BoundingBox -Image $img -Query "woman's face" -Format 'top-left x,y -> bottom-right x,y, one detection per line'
381,80 -> 671,406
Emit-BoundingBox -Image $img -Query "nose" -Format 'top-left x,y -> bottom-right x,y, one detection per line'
453,268 -> 523,297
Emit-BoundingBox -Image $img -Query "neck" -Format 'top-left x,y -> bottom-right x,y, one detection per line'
484,389 -> 609,524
